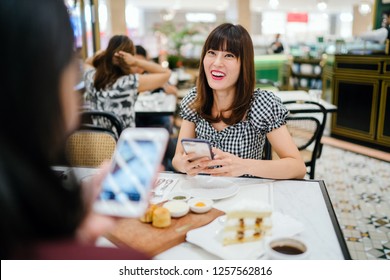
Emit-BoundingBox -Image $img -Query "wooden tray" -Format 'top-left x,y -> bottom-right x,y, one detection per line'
106,208 -> 224,257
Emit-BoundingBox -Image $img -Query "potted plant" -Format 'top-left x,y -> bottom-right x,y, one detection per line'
154,21 -> 198,69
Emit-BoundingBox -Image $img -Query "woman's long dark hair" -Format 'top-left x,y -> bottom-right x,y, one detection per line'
0,0 -> 85,259
93,35 -> 135,90
193,23 -> 255,125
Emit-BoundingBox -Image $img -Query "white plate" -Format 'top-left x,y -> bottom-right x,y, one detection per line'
181,177 -> 240,200
186,212 -> 304,260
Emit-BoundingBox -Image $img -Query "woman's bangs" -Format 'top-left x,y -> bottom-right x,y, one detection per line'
207,33 -> 240,57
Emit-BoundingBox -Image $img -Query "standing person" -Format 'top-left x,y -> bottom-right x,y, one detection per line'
172,23 -> 306,179
269,33 -> 284,54
0,0 -> 148,259
83,36 -> 171,128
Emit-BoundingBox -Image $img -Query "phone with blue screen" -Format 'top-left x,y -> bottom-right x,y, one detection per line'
94,128 -> 169,218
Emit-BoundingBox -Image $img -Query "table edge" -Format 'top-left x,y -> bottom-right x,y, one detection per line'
318,180 -> 352,260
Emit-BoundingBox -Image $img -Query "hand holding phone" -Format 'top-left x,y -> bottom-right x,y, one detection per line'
181,138 -> 213,161
94,128 -> 169,218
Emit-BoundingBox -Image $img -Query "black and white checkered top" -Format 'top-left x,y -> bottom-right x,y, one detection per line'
83,68 -> 139,128
180,87 -> 288,159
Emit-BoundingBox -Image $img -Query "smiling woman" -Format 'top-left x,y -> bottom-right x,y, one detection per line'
172,23 -> 306,179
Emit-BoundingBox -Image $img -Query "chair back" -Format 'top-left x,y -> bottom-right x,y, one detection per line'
262,138 -> 272,160
80,110 -> 124,140
65,130 -> 116,167
283,100 -> 327,179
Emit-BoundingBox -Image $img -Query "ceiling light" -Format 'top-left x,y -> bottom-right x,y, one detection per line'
358,2 -> 371,15
339,12 -> 353,22
317,1 -> 327,11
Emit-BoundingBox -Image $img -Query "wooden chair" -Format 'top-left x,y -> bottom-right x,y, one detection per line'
64,110 -> 124,167
65,130 -> 117,167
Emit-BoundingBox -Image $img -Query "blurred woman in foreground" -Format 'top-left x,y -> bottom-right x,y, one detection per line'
0,0 -> 148,259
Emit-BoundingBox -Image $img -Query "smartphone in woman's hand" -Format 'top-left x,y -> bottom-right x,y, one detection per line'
181,138 -> 213,161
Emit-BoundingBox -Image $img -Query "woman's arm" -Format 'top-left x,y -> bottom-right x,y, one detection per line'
203,125 -> 306,179
162,83 -> 178,95
171,119 -> 212,175
358,27 -> 388,44
116,51 -> 171,92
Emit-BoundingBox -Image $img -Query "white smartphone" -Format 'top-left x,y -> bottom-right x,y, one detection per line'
94,127 -> 169,218
181,138 -> 213,160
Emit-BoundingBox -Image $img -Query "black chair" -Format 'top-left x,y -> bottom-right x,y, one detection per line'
262,138 -> 272,160
80,110 -> 125,140
283,100 -> 327,179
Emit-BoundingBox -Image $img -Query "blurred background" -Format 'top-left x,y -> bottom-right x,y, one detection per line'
67,0 -> 383,59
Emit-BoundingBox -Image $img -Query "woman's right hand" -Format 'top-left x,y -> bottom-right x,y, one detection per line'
76,161 -> 117,245
178,152 -> 211,176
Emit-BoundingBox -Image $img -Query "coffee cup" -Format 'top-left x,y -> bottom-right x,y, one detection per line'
266,237 -> 309,260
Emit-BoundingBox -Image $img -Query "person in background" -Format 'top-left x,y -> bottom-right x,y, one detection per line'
172,23 -> 306,179
134,45 -> 178,171
0,0 -> 148,259
359,10 -> 390,45
269,33 -> 284,54
134,45 -> 177,133
83,36 -> 171,128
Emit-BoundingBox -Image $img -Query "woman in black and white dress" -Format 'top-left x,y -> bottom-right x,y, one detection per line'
172,23 -> 306,179
83,35 -> 171,128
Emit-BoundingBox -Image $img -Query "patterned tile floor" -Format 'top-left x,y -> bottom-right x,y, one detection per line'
315,145 -> 390,260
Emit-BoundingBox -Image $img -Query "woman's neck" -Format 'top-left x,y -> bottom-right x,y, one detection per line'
213,88 -> 235,110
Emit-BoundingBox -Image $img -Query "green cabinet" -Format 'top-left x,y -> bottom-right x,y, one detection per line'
254,54 -> 289,89
328,55 -> 390,151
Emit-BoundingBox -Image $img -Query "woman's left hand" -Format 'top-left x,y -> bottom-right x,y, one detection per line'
202,148 -> 246,177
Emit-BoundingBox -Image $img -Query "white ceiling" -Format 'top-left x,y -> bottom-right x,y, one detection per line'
128,0 -> 375,14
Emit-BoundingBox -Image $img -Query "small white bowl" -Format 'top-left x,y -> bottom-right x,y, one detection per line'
167,192 -> 191,202
188,198 -> 213,214
162,200 -> 189,218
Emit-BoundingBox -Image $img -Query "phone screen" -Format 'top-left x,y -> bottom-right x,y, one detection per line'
181,139 -> 213,160
97,138 -> 160,218
100,139 -> 159,202
94,127 -> 168,217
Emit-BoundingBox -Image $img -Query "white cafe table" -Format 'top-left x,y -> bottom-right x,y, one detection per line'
64,167 -> 349,260
153,173 -> 348,260
135,92 -> 177,116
